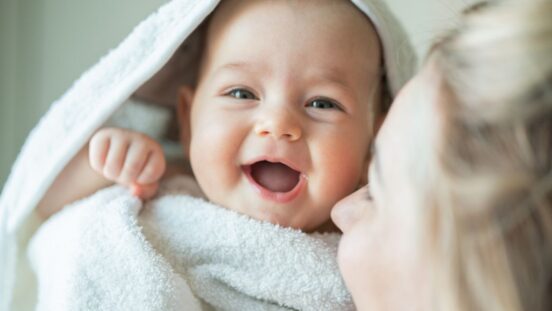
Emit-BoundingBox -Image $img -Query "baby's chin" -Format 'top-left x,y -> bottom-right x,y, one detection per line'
221,201 -> 331,232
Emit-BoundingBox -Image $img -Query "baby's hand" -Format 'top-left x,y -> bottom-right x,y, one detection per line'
89,128 -> 166,199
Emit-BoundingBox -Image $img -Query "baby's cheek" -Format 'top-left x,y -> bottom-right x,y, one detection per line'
318,151 -> 365,201
189,124 -> 242,196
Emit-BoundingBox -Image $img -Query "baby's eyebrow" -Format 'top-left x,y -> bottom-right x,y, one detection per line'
213,61 -> 263,76
212,62 -> 356,95
308,71 -> 350,90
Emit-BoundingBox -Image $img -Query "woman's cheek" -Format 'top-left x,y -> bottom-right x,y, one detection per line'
337,222 -> 383,310
338,221 -> 373,284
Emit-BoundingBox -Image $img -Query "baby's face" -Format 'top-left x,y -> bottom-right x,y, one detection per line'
185,0 -> 381,231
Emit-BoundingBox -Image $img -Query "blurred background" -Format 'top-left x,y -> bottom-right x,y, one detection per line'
0,0 -> 476,189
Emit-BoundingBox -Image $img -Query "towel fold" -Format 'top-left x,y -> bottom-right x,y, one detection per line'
28,176 -> 353,311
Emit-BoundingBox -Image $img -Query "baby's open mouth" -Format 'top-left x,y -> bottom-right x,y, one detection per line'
245,160 -> 301,193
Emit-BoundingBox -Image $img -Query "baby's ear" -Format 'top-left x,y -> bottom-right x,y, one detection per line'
177,86 -> 195,156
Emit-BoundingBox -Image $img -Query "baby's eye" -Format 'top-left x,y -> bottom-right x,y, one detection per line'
306,98 -> 343,111
226,88 -> 257,100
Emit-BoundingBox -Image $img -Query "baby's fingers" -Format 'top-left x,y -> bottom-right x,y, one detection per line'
89,133 -> 110,173
119,142 -> 149,185
136,150 -> 166,185
131,182 -> 159,200
103,137 -> 129,181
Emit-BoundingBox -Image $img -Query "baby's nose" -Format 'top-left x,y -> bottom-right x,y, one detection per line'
254,109 -> 301,141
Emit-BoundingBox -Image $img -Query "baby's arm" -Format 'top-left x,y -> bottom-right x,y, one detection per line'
36,128 -> 166,219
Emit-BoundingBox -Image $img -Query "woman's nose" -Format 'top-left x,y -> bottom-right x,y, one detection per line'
331,186 -> 371,232
254,108 -> 302,141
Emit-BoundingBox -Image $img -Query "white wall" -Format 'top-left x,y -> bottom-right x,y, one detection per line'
388,0 -> 478,58
0,0 -> 164,187
0,0 -> 476,188
0,0 -> 18,189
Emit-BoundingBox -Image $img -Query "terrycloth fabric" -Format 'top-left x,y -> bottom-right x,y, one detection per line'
0,0 -> 416,309
28,176 -> 352,311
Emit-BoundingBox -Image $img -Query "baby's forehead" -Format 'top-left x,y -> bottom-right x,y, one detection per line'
201,0 -> 382,79
205,0 -> 379,49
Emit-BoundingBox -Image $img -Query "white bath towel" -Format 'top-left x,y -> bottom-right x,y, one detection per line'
28,176 -> 352,311
0,0 -> 415,309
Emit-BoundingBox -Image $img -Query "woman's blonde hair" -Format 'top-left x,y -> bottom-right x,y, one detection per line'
425,0 -> 552,310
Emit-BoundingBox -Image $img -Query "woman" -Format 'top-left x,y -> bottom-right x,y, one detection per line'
332,0 -> 552,310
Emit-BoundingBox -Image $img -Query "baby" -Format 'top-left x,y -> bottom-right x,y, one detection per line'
38,0 -> 408,232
